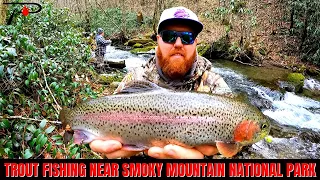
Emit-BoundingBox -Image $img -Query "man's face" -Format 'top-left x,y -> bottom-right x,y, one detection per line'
156,24 -> 198,80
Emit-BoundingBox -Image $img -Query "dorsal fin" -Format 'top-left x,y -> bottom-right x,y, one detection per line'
118,80 -> 165,94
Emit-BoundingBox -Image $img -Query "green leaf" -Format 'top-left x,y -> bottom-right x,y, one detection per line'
36,133 -> 45,145
19,62 -> 23,69
29,138 -> 36,147
4,148 -> 14,158
51,134 -> 62,140
52,148 -> 57,157
5,140 -> 12,148
33,129 -> 41,138
35,144 -> 41,154
40,136 -> 48,148
46,142 -> 52,152
0,65 -> 4,78
75,153 -> 81,159
25,79 -> 30,87
45,126 -> 55,134
7,109 -> 13,115
0,148 -> 5,156
70,147 -> 78,156
26,124 -> 36,133
6,47 -> 17,56
39,119 -> 47,129
24,149 -> 34,159
1,119 -> 10,129
55,140 -> 63,145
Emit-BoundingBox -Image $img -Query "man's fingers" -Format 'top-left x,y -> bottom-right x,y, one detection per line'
164,145 -> 204,159
147,147 -> 171,159
105,150 -> 141,159
195,145 -> 219,156
89,140 -> 141,159
89,140 -> 122,154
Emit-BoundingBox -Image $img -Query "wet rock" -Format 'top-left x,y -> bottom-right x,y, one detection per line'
125,39 -> 155,46
133,43 -> 143,48
287,73 -> 305,83
110,81 -> 121,88
130,46 -> 156,54
299,131 -> 320,144
98,73 -> 124,84
248,97 -> 273,110
268,118 -> 300,138
287,73 -> 305,93
245,87 -> 274,110
278,80 -> 296,92
244,137 -> 320,159
303,78 -> 320,91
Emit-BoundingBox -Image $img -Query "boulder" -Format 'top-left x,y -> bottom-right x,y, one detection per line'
287,73 -> 305,93
125,39 -> 155,46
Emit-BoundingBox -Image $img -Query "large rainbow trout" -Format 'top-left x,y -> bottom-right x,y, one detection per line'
59,80 -> 271,157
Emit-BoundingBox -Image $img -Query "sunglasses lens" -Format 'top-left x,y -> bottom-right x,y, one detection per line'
161,30 -> 195,44
181,32 -> 194,44
161,31 -> 176,43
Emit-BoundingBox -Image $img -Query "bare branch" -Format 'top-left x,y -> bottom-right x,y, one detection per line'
0,115 -> 62,124
40,63 -> 62,113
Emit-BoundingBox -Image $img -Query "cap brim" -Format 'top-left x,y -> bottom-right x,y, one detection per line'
158,18 -> 203,35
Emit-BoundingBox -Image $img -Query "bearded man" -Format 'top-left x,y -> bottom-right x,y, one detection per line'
89,6 -> 233,159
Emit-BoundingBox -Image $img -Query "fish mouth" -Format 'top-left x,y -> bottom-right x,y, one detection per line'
249,118 -> 272,145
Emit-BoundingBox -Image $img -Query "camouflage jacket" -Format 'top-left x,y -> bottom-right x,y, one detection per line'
95,34 -> 112,57
114,55 -> 233,96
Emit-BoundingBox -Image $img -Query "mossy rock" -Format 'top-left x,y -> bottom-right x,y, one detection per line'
197,43 -> 211,56
98,74 -> 124,84
287,73 -> 305,93
287,73 -> 305,84
143,41 -> 156,47
130,46 -> 156,54
133,43 -> 143,48
126,39 -> 154,46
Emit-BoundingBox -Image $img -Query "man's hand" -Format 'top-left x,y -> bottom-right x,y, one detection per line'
89,140 -> 218,159
89,140 -> 140,159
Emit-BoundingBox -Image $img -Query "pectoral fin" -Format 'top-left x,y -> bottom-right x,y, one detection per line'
73,129 -> 98,145
216,142 -> 241,157
122,144 -> 148,151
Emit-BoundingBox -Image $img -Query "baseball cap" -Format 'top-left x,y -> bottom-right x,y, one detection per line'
157,6 -> 203,36
97,28 -> 104,34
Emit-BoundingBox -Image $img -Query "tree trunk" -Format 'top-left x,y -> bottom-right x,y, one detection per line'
300,8 -> 309,50
0,0 -> 8,25
290,8 -> 294,34
152,0 -> 165,34
83,0 -> 91,32
121,0 -> 127,38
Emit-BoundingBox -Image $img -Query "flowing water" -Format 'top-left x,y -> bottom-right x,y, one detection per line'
104,46 -> 320,159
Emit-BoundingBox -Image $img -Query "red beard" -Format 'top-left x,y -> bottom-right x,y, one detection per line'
156,47 -> 196,80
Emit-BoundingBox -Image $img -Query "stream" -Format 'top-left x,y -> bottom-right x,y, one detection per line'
104,46 -> 320,159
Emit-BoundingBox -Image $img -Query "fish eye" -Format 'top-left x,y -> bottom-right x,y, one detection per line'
261,123 -> 268,129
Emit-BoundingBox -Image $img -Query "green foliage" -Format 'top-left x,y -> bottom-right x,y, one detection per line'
89,7 -> 153,37
289,0 -> 320,65
212,0 -> 258,63
0,1 -> 102,159
287,73 -> 305,84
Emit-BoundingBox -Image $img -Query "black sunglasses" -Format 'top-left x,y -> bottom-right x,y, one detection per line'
159,30 -> 196,45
